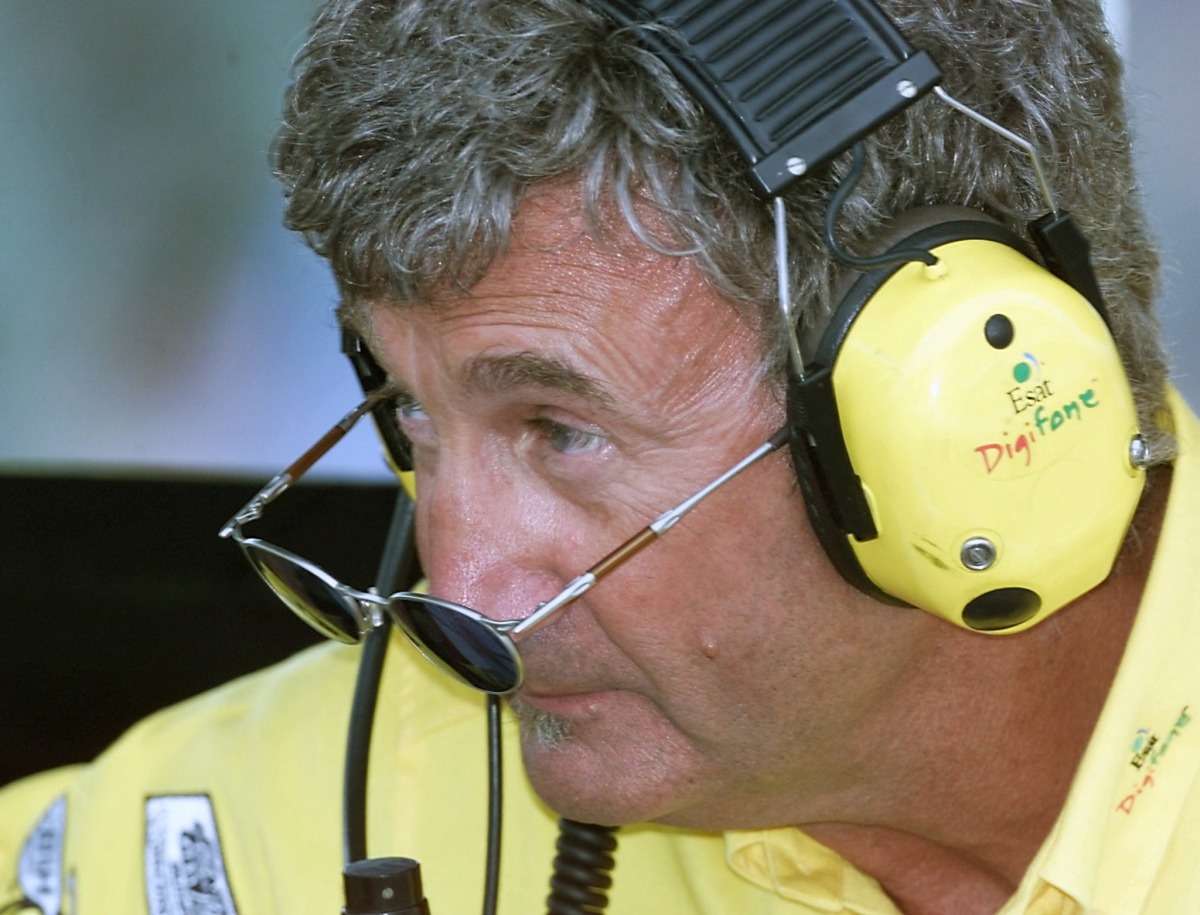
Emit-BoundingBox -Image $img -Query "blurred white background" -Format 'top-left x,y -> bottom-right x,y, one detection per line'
0,0 -> 1194,480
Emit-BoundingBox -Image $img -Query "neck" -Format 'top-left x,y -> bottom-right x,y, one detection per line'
805,468 -> 1169,915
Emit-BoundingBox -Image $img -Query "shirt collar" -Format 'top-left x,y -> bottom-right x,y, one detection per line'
725,827 -> 899,914
1007,389 -> 1200,912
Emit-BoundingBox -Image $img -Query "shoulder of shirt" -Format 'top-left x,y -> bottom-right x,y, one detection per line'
4,632 -> 484,795
0,634 -> 486,907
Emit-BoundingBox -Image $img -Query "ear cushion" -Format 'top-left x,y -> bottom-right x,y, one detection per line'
788,217 -> 1144,632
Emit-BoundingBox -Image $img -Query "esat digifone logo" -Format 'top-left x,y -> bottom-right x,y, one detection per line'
971,353 -> 1102,476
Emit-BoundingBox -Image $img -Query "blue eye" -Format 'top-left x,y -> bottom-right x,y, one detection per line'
538,419 -> 606,454
392,396 -> 428,424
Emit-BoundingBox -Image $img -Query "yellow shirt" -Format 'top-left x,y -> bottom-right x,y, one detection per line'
3,392 -> 1198,914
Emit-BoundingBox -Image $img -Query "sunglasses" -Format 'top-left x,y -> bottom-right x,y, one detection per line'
220,392 -> 790,694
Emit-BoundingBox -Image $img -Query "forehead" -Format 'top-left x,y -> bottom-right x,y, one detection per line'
360,183 -> 769,404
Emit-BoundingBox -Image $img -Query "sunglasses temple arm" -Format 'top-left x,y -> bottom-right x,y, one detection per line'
510,426 -> 791,640
218,396 -> 385,537
647,427 -> 791,537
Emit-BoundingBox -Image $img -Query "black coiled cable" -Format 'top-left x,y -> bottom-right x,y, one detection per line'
545,819 -> 619,914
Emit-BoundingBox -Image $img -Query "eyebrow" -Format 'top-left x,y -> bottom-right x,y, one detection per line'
461,352 -> 614,407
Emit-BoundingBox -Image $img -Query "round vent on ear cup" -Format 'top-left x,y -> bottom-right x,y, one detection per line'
962,588 -> 1041,631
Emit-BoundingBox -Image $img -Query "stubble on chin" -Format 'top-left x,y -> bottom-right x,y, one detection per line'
508,696 -> 573,748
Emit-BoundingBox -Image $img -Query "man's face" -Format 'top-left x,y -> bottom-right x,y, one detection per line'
362,186 -> 937,830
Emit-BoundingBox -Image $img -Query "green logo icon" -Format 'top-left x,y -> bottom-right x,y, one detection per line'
1012,354 -> 1040,384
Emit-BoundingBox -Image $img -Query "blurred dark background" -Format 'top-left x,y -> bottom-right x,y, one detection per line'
0,473 -> 398,787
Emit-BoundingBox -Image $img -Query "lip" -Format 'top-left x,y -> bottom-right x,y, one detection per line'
514,686 -> 620,717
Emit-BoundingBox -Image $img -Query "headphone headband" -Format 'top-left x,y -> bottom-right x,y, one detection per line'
586,0 -> 940,195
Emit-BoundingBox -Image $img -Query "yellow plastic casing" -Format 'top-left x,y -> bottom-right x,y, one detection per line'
399,469 -> 417,501
832,238 -> 1144,632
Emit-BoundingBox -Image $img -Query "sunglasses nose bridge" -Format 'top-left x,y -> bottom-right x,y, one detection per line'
356,589 -> 390,629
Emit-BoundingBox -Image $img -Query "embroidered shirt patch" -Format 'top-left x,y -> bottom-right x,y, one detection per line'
144,795 -> 239,915
18,795 -> 67,915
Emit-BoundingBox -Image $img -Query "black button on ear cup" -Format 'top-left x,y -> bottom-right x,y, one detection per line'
984,314 -> 1015,349
962,588 -> 1042,631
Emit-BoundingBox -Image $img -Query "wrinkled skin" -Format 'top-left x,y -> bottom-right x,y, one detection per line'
361,185 -> 970,831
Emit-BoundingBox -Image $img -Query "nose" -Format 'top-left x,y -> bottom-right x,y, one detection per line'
415,445 -> 568,623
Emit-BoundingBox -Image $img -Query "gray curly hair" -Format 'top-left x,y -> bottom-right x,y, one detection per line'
274,0 -> 1171,461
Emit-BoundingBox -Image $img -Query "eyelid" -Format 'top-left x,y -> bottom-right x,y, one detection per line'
375,380 -> 420,414
395,397 -> 427,420
532,416 -> 609,455
376,383 -> 429,432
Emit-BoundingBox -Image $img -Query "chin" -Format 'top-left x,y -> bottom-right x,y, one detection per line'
509,696 -> 713,828
511,701 -> 630,825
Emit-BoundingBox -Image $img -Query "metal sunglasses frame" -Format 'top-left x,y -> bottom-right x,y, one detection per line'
220,392 -> 790,694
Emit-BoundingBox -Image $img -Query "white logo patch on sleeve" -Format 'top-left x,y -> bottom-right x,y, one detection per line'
18,794 -> 67,915
144,795 -> 240,915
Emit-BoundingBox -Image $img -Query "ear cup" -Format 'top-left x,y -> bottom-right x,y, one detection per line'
789,218 -> 1145,632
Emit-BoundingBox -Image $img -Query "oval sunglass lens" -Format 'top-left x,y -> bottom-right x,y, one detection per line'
245,544 -> 363,643
390,598 -> 519,694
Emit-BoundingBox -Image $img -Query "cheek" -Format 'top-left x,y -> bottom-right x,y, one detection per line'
597,466 -> 867,713
597,506 -> 815,687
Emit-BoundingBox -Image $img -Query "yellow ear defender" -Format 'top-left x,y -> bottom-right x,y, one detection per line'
789,217 -> 1147,632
